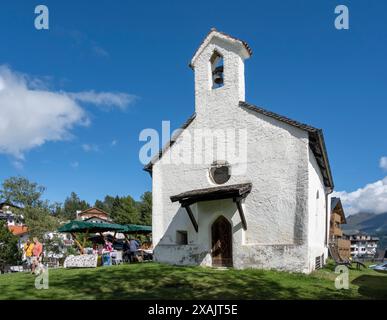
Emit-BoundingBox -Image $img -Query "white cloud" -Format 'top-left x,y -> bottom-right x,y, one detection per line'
82,144 -> 99,152
92,45 -> 109,58
60,29 -> 110,59
0,66 -> 88,159
0,65 -> 136,159
70,161 -> 79,168
12,160 -> 24,170
67,91 -> 136,110
380,157 -> 387,171
333,177 -> 387,215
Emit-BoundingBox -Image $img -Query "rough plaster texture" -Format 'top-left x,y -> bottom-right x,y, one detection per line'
151,31 -> 330,273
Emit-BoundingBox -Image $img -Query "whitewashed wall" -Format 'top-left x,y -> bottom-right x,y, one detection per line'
307,148 -> 329,271
152,31 -> 328,273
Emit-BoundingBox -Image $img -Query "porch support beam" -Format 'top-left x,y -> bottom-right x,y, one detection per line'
234,197 -> 247,230
182,203 -> 198,232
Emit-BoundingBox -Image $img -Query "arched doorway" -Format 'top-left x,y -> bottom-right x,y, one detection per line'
211,216 -> 233,267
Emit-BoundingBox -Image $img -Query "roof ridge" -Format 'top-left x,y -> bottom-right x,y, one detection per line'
239,101 -> 333,189
190,29 -> 252,69
239,101 -> 319,132
144,112 -> 196,172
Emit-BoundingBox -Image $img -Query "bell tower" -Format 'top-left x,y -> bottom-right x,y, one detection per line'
190,29 -> 252,117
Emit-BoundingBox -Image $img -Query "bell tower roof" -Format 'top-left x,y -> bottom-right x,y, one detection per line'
189,28 -> 252,69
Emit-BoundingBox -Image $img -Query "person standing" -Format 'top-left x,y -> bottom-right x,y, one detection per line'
31,237 -> 43,274
23,239 -> 34,270
129,238 -> 140,262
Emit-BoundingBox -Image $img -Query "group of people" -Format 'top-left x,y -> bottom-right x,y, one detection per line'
90,237 -> 141,263
23,236 -> 149,270
23,237 -> 43,273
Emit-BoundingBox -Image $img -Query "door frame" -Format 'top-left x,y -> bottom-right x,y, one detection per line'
211,215 -> 233,267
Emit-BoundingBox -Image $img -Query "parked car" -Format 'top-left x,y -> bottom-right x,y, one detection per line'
369,263 -> 387,274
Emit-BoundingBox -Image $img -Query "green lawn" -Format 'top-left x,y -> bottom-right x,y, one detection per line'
0,261 -> 386,300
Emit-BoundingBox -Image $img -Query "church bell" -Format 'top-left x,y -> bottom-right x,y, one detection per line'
212,66 -> 224,85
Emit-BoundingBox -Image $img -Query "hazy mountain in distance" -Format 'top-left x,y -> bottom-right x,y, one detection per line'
343,212 -> 387,251
343,212 -> 387,234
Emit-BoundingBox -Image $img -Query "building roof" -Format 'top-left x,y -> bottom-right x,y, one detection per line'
0,202 -> 21,210
190,28 -> 252,69
78,207 -> 110,217
330,197 -> 346,224
239,102 -> 334,189
143,113 -> 196,173
84,216 -> 112,222
170,183 -> 252,205
144,101 -> 334,189
8,225 -> 29,236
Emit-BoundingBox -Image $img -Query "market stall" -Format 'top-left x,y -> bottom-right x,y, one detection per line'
58,220 -> 125,254
58,221 -> 152,267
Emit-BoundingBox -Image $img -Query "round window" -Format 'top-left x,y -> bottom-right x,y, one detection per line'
210,161 -> 231,184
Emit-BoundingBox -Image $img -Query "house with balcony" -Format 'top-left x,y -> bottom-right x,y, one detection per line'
348,233 -> 379,258
0,202 -> 23,226
329,197 -> 351,259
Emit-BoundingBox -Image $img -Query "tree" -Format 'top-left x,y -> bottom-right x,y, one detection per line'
94,200 -> 105,211
111,196 -> 141,225
0,221 -> 21,272
62,192 -> 90,220
44,234 -> 64,258
138,191 -> 152,225
51,202 -> 64,217
0,176 -> 59,240
21,206 -> 59,239
0,176 -> 45,207
94,195 -> 115,214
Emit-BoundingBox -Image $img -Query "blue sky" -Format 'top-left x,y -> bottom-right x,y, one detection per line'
0,1 -> 386,213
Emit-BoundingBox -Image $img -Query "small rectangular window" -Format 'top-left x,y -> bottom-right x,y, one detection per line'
176,231 -> 188,245
315,256 -> 322,270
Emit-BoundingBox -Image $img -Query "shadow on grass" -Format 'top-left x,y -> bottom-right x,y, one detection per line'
37,264 -> 356,299
352,275 -> 387,299
0,263 -> 372,300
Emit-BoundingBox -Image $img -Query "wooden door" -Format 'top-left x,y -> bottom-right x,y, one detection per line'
211,216 -> 232,267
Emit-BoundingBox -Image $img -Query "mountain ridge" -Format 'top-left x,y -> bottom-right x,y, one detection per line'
343,212 -> 387,251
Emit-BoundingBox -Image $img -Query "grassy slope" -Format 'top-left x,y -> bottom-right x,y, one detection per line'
0,261 -> 386,300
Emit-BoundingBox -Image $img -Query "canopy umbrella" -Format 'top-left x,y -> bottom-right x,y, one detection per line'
121,224 -> 152,234
58,220 -> 126,254
58,220 -> 125,233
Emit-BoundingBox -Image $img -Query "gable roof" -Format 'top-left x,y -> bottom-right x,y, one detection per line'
239,101 -> 334,189
78,207 -> 109,217
0,202 -> 21,210
8,225 -> 29,236
331,197 -> 346,224
190,28 -> 252,69
144,102 -> 334,189
143,113 -> 196,173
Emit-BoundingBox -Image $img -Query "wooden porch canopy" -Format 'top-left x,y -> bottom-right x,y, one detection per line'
170,183 -> 252,232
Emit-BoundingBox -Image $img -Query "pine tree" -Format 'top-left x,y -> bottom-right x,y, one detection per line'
138,191 -> 152,225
